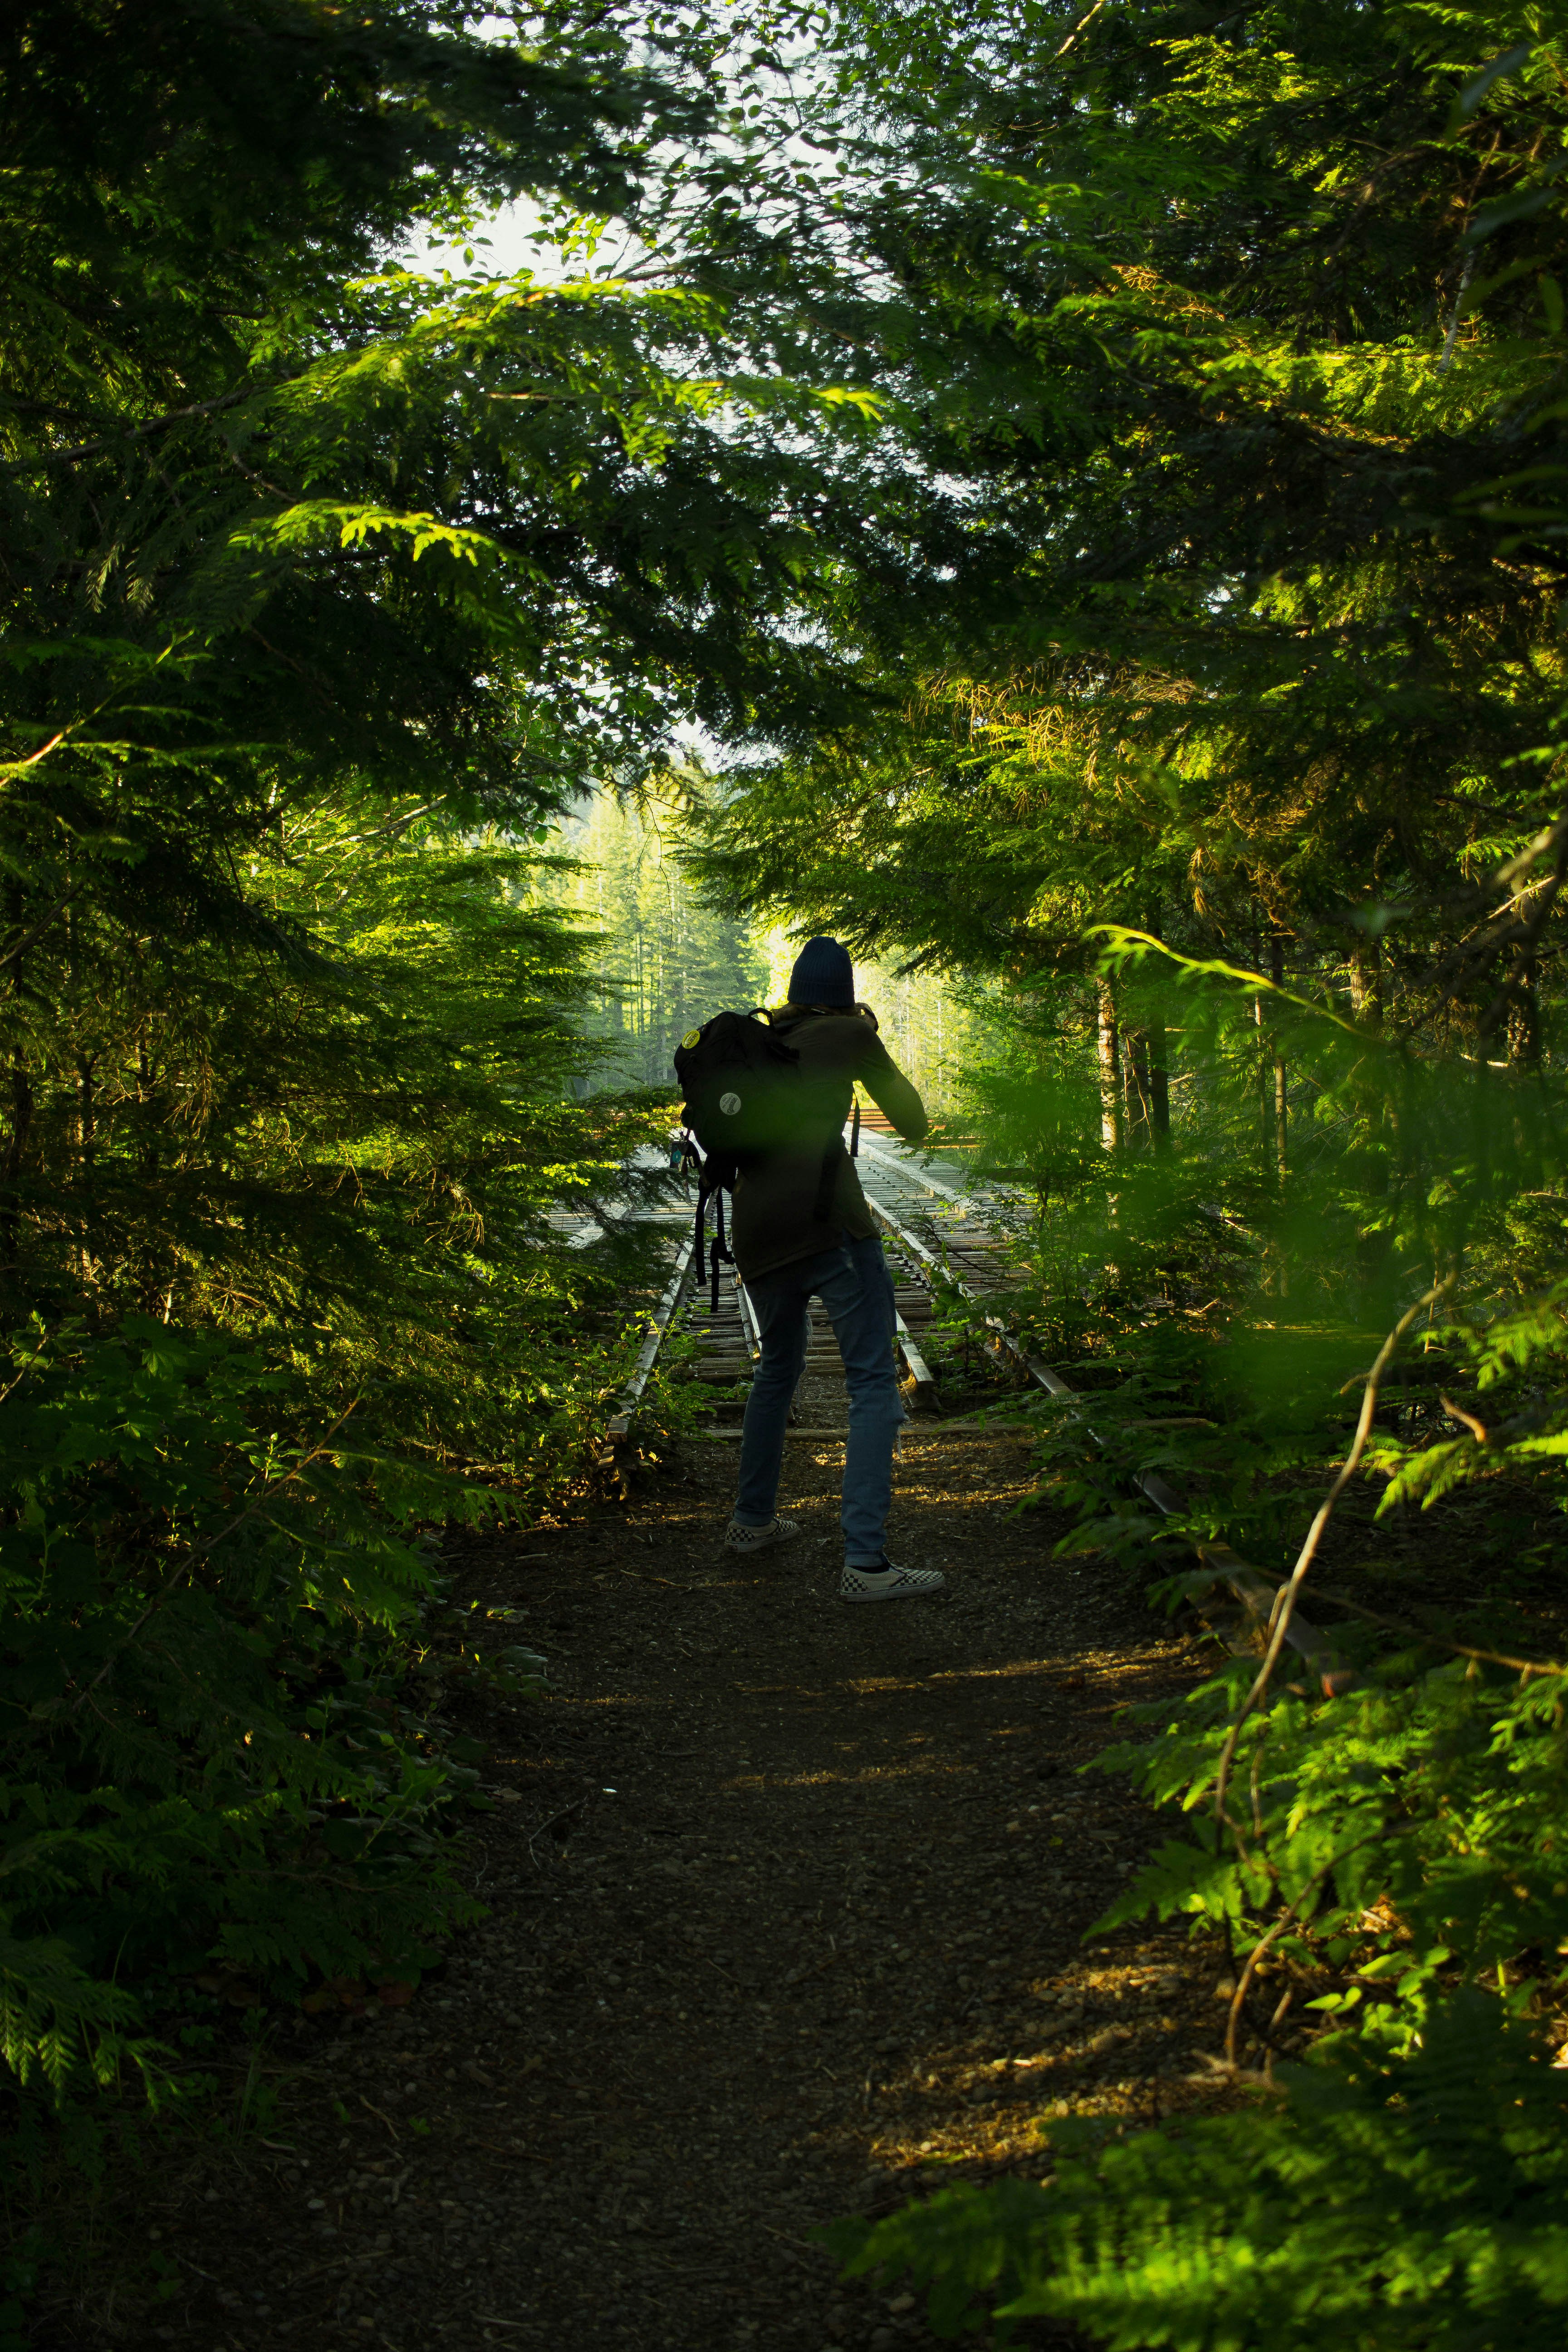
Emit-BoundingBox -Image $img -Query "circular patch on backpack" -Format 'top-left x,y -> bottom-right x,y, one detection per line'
719,1091 -> 742,1116
681,1029 -> 702,1048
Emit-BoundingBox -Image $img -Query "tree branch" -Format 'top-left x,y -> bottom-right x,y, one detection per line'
3,387 -> 253,474
1212,1280 -> 1451,1838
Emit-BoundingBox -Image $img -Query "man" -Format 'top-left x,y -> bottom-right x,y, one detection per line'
722,936 -> 945,1602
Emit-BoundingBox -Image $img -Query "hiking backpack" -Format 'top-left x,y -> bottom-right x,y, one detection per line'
672,1010 -> 858,1307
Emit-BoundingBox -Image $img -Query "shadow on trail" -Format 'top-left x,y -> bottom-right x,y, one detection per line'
119,1431 -> 1221,2352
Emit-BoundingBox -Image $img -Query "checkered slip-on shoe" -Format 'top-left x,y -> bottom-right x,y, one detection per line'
840,1558 -> 946,1602
723,1516 -> 800,1554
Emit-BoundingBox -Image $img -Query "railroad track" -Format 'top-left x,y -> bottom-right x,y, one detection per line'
599,1128 -> 1349,1691
601,1132 -> 1023,1443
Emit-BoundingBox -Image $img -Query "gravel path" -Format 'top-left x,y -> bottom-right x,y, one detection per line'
101,1423 -> 1235,2352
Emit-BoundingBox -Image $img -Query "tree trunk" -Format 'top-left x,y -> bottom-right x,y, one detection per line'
1350,936 -> 1382,1026
1270,934 -> 1288,1180
0,1051 -> 31,1280
1143,912 -> 1171,1149
2,881 -> 32,1283
1149,1040 -> 1171,1146
76,1054 -> 96,1165
1127,1029 -> 1153,1142
1349,937 -> 1392,1318
1097,981 -> 1122,1152
1507,951 -> 1541,1066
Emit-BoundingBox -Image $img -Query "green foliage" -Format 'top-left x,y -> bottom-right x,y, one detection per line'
15,0 -> 1568,2338
624,0 -> 1568,2342
1376,1279 -> 1568,1509
0,1314 -> 490,2119
674,0 -> 1568,962
0,0 -> 827,2237
829,1990 -> 1568,2349
905,931 -> 1568,1584
1095,1652 -> 1568,2028
0,766 -> 683,1487
670,0 -> 1568,1091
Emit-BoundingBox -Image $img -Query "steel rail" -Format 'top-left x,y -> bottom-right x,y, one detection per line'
603,1234 -> 697,1453
733,1263 -> 763,1362
855,1135 -> 970,1205
895,1309 -> 939,1409
599,1154 -> 1353,1691
684,1132 -> 933,1405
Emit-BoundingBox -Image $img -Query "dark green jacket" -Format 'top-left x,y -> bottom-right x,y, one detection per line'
729,1009 -> 928,1280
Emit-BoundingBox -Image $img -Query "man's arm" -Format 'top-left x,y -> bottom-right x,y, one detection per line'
856,1032 -> 929,1144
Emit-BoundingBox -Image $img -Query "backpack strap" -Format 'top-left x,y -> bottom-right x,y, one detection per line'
708,1181 -> 734,1310
693,1166 -> 735,1312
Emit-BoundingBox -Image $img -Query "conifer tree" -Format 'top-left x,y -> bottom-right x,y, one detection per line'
0,0 -> 891,2169
544,791 -> 771,1085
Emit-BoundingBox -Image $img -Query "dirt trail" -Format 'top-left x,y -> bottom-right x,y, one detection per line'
113,1426 -> 1228,2352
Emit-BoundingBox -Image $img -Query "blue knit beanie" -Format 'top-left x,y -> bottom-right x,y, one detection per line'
787,936 -> 855,1009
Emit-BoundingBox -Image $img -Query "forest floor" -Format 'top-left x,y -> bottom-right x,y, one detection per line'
75,1408 -> 1261,2352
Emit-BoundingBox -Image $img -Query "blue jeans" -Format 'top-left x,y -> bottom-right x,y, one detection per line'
734,1231 -> 904,1564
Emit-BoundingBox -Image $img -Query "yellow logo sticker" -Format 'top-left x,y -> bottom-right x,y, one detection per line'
681,1029 -> 702,1048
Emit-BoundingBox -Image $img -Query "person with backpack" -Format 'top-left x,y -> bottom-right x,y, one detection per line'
675,936 -> 946,1602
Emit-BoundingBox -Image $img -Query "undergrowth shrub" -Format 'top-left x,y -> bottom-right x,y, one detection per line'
1095,1654 -> 1568,2036
0,1315 -> 538,2169
831,1989 -> 1568,2349
870,929 -> 1568,2347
